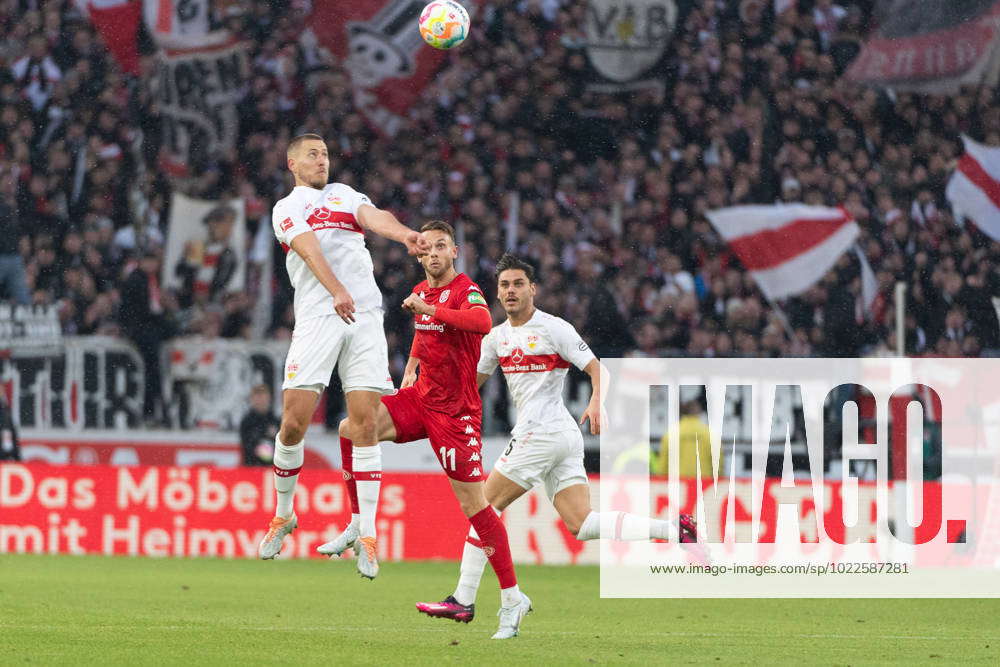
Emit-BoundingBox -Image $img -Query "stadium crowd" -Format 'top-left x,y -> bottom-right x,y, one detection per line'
1,0 -> 998,405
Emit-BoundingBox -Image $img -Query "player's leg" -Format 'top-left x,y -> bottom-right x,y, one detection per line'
343,388 -> 383,578
419,432 -> 547,623
557,487 -> 698,541
320,404 -> 399,558
454,472 -> 527,605
418,470 -> 529,623
547,429 -> 698,543
448,478 -> 531,638
323,308 -> 396,577
258,386 -> 320,558
260,314 -> 343,559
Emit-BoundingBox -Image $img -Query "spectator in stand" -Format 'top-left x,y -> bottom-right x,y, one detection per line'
239,383 -> 280,466
0,0 -> 995,441
174,205 -> 239,310
119,250 -> 176,426
0,392 -> 20,462
0,171 -> 29,304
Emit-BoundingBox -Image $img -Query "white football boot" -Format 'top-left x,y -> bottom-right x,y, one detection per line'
316,523 -> 360,557
258,514 -> 297,559
356,536 -> 379,580
491,592 -> 532,639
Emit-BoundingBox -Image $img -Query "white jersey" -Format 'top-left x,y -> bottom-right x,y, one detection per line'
478,309 -> 596,438
272,183 -> 381,321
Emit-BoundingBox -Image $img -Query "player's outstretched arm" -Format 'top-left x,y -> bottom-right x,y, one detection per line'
356,204 -> 430,255
289,231 -> 356,323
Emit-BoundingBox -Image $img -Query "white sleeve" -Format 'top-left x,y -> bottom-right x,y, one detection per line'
550,318 -> 597,371
344,185 -> 374,217
272,200 -> 312,245
477,329 -> 500,376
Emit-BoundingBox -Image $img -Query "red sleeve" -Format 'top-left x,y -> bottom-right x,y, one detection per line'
433,305 -> 492,334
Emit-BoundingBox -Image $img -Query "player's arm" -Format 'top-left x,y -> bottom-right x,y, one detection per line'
401,336 -> 421,388
551,318 -> 603,434
476,329 -> 499,389
579,358 -> 606,435
402,288 -> 492,334
356,204 -> 430,256
289,231 -> 356,323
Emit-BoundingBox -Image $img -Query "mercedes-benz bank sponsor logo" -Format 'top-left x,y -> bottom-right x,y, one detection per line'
585,0 -> 677,83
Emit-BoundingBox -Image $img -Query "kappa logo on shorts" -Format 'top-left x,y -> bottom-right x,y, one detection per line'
469,452 -> 481,462
439,290 -> 450,303
467,438 -> 478,448
470,468 -> 481,477
464,424 -> 474,434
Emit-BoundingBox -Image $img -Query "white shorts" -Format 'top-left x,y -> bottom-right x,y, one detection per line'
283,309 -> 393,395
494,428 -> 588,499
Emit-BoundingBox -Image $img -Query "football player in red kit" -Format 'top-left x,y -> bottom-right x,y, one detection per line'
319,220 -> 531,639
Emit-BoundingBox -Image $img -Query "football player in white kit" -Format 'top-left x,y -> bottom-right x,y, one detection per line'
258,134 -> 429,578
416,253 -> 698,622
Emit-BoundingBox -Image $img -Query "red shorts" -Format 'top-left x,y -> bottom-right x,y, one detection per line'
381,386 -> 484,482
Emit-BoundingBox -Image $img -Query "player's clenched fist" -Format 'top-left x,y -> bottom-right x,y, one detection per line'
404,230 -> 431,256
332,285 -> 356,323
402,293 -> 433,316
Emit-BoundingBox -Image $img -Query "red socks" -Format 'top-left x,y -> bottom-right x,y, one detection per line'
340,435 -> 359,515
469,506 -> 517,589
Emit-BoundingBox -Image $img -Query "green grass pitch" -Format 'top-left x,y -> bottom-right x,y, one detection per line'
1,554 -> 998,664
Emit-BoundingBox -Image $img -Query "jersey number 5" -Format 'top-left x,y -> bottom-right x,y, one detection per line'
438,446 -> 456,471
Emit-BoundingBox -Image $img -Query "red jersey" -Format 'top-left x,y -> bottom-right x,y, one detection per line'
410,272 -> 489,416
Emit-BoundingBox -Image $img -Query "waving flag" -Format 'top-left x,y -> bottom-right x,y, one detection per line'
947,135 -> 1000,241
75,0 -> 142,75
705,204 -> 861,301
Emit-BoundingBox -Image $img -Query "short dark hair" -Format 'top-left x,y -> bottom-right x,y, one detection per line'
287,133 -> 325,157
420,220 -> 455,242
494,253 -> 535,282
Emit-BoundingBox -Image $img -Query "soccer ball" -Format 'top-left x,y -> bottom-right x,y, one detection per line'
418,1 -> 470,50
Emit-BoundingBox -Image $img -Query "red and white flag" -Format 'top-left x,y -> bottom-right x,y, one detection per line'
75,0 -> 142,75
946,135 -> 1000,241
705,204 -> 861,301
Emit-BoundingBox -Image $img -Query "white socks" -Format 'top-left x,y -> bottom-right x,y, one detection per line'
352,444 -> 382,538
273,435 -> 304,518
576,511 -> 670,541
453,525 -> 489,606
500,584 -> 521,608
